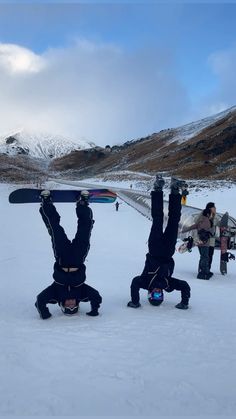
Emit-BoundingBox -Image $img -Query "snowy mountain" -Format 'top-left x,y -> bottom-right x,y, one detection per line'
51,105 -> 236,180
1,105 -> 236,183
0,129 -> 96,159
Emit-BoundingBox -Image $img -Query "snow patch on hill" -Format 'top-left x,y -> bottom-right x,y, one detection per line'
171,105 -> 236,144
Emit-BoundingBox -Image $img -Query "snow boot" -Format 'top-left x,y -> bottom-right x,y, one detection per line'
197,272 -> 211,280
77,190 -> 90,206
40,189 -> 52,204
175,302 -> 189,310
170,177 -> 188,195
153,174 -> 165,191
127,301 -> 141,308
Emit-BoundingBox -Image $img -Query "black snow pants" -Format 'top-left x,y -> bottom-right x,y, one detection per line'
40,201 -> 94,269
198,246 -> 210,275
40,201 -> 94,287
148,190 -> 182,262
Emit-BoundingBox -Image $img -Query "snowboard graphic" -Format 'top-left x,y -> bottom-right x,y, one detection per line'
9,188 -> 117,204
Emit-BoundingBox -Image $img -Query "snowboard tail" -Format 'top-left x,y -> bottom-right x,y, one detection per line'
9,188 -> 117,204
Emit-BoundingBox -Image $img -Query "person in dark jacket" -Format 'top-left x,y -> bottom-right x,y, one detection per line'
35,190 -> 102,319
127,176 -> 191,310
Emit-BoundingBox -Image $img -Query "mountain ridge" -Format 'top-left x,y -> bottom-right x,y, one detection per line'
51,106 -> 236,180
1,106 -> 236,182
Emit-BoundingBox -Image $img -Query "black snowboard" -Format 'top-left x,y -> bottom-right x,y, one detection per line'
9,188 -> 117,204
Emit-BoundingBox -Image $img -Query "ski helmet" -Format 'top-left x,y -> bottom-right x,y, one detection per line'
60,299 -> 79,315
148,288 -> 164,306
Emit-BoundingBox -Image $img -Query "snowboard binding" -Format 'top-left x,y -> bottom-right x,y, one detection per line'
178,236 -> 194,253
40,190 -> 52,204
170,177 -> 188,195
77,190 -> 90,206
221,252 -> 235,262
153,174 -> 165,191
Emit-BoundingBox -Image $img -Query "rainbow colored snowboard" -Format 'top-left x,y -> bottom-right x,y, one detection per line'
9,188 -> 117,204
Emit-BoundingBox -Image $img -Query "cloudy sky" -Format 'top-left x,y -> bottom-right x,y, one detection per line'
0,1 -> 236,146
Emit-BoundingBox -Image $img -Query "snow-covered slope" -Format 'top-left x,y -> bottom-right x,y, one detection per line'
168,105 -> 236,144
0,181 -> 236,415
0,129 -> 96,159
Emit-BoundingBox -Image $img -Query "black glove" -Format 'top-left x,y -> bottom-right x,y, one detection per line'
35,302 -> 52,320
41,311 -> 52,320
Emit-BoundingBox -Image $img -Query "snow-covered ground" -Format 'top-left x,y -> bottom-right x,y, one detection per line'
0,181 -> 236,416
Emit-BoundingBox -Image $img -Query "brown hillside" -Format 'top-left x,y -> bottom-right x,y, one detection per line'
50,110 -> 236,180
0,155 -> 48,183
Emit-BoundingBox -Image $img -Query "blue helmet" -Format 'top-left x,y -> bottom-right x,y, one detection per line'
148,288 -> 164,306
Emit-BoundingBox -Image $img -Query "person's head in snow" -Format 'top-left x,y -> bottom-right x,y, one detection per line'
60,298 -> 79,315
148,288 -> 164,306
127,175 -> 191,310
35,190 -> 102,320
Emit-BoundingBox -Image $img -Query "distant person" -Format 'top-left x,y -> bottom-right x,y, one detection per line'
115,201 -> 120,211
181,188 -> 189,205
127,175 -> 191,310
130,184 -> 133,189
35,190 -> 102,319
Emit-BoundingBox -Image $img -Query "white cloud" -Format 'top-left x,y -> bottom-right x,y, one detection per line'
198,45 -> 236,117
0,40 -> 191,146
0,43 -> 45,74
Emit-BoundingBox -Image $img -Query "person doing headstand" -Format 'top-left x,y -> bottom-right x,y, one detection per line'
35,190 -> 102,319
127,176 -> 191,310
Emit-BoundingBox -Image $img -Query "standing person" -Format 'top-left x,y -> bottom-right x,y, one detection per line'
127,176 -> 191,310
115,201 -> 120,212
205,202 -> 217,274
182,208 -> 212,280
35,190 -> 102,319
181,188 -> 189,205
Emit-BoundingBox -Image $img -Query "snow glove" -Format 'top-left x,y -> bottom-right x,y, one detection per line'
35,302 -> 52,320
